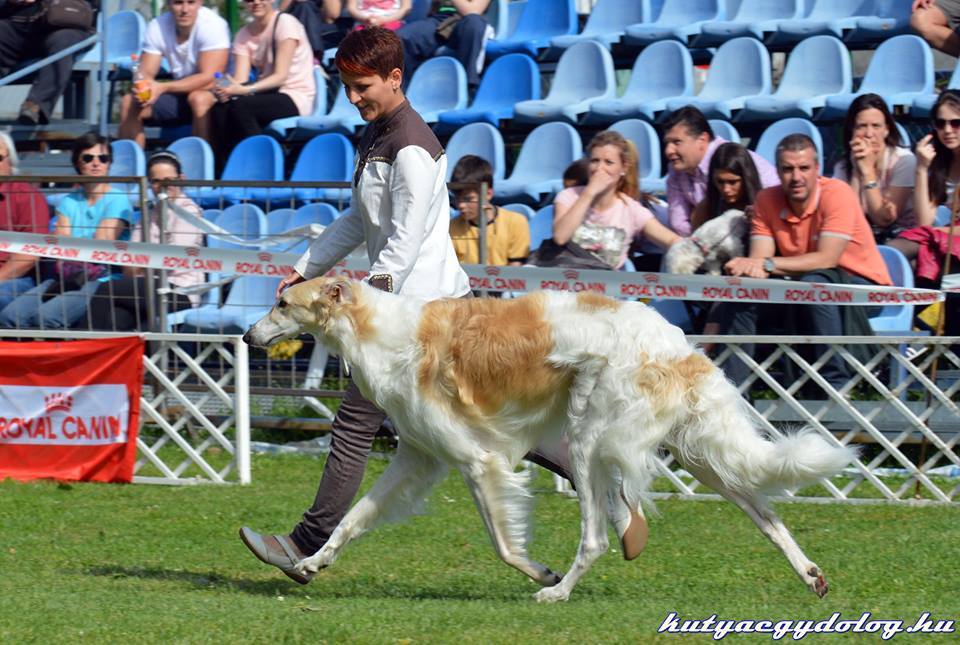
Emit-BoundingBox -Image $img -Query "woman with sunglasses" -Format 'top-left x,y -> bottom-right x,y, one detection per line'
88,151 -> 204,331
203,0 -> 316,168
0,132 -> 133,329
833,93 -> 916,244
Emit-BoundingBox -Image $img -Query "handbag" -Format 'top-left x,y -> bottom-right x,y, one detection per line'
44,0 -> 94,30
527,239 -> 614,271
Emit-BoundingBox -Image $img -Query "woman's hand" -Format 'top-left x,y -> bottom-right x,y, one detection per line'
851,136 -> 879,179
584,167 -> 618,200
212,75 -> 244,103
916,133 -> 936,170
276,271 -> 306,299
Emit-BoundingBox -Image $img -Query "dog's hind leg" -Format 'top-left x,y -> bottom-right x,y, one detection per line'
296,443 -> 446,576
669,449 -> 829,598
459,453 -> 563,588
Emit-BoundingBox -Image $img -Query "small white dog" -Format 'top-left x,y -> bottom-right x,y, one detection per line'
665,209 -> 749,275
243,277 -> 854,602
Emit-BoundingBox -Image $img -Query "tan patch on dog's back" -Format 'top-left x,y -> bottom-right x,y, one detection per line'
576,292 -> 621,313
416,294 -> 571,417
634,352 -> 715,414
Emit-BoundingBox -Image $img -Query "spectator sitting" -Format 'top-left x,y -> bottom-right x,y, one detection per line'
88,151 -> 203,331
449,155 -> 529,267
533,130 -> 680,271
118,0 -> 231,147
562,157 -> 590,189
887,90 -> 960,289
689,141 -> 764,232
348,0 -> 410,30
910,0 -> 960,57
0,133 -> 133,329
279,0 -> 345,58
714,134 -> 892,392
397,0 -> 492,92
0,0 -> 96,125
832,93 -> 916,244
203,0 -> 317,169
0,132 -> 50,309
662,106 -> 778,237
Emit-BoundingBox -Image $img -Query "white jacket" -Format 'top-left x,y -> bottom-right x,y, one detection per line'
293,101 -> 470,300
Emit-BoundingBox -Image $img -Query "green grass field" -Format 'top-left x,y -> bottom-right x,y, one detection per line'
2,452 -> 958,644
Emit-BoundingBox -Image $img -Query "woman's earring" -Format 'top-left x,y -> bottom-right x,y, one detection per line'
393,85 -> 399,94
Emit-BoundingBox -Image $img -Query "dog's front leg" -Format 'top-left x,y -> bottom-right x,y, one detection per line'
295,443 -> 445,575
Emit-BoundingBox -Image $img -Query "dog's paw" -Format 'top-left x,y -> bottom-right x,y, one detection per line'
534,585 -> 570,603
295,553 -> 330,575
538,569 -> 563,587
804,564 -> 829,598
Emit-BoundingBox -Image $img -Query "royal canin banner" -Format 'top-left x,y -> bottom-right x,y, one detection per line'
0,337 -> 144,483
0,230 -> 947,304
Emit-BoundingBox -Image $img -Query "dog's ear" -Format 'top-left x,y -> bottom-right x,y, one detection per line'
322,279 -> 355,306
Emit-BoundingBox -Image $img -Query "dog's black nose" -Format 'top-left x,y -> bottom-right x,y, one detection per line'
241,330 -> 252,345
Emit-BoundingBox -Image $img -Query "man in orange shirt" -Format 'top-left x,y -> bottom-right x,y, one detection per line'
716,134 -> 891,390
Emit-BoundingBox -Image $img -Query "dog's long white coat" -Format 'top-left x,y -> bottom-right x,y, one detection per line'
244,279 -> 855,601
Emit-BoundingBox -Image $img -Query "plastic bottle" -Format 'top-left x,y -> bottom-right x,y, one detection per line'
131,54 -> 152,103
214,72 -> 236,100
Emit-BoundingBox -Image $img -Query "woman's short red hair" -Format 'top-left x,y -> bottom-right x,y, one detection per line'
335,26 -> 405,79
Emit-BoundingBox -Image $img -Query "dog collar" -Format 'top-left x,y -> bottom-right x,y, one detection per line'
689,236 -> 712,256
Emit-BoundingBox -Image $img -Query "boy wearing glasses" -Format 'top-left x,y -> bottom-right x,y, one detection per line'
448,155 -> 530,267
118,0 -> 230,147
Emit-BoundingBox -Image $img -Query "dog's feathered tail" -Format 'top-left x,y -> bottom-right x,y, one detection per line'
669,370 -> 857,495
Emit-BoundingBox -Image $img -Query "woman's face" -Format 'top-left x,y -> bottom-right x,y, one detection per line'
853,107 -> 888,154
76,144 -> 110,177
588,144 -> 625,181
934,103 -> 960,150
149,161 -> 181,198
713,169 -> 743,206
244,0 -> 272,19
341,68 -> 403,122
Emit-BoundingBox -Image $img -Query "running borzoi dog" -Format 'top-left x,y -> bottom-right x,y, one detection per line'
243,277 -> 854,602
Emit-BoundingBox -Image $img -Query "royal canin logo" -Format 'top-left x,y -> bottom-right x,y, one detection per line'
44,393 -> 73,414
44,235 -> 58,245
643,273 -> 659,283
485,266 -> 500,276
257,252 -> 272,263
725,277 -> 742,286
185,247 -> 200,257
113,241 -> 128,251
562,270 -> 579,280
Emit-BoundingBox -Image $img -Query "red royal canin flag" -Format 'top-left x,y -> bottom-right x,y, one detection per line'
0,337 -> 144,483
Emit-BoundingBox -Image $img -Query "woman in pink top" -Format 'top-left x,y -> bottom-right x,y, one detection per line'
348,0 -> 411,30
552,130 -> 680,270
205,0 -> 316,167
88,151 -> 205,331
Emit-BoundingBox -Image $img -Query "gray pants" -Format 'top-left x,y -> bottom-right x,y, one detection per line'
290,379 -> 573,554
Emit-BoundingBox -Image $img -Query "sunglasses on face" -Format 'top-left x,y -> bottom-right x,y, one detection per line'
933,118 -> 960,130
80,153 -> 110,164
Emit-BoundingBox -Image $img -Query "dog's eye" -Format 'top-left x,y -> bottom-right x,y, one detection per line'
277,300 -> 287,309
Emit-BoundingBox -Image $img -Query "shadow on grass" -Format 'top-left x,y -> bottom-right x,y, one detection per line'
83,564 -> 531,601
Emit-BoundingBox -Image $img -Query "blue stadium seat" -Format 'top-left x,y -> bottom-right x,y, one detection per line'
740,35 -> 852,122
485,0 -> 578,59
493,122 -> 582,205
110,139 -> 145,177
406,57 -> 468,123
294,84 -> 366,137
869,246 -> 915,332
586,40 -> 693,124
708,119 -> 741,143
198,135 -> 284,206
267,206 -> 328,255
528,205 -> 555,250
501,203 -> 536,219
768,0 -> 884,46
265,67 -> 328,140
609,119 -> 663,195
445,123 -> 506,181
551,0 -> 650,50
664,37 -> 772,120
176,203 -> 268,330
78,10 -> 146,68
820,35 -> 934,120
697,0 -> 802,46
437,54 -> 540,128
754,118 -> 824,173
514,41 -> 616,124
296,202 -> 340,227
250,133 -> 354,206
913,61 -> 960,117
168,136 -> 215,182
624,0 -> 725,47
264,207 -> 297,245
845,0 -> 912,44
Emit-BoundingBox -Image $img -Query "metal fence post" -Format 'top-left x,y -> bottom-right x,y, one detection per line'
234,337 -> 251,484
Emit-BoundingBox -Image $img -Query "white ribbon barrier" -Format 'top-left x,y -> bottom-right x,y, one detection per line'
0,231 -> 946,305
